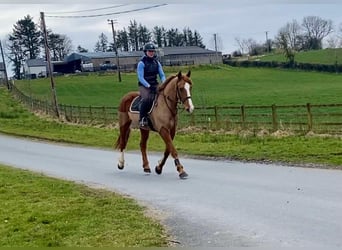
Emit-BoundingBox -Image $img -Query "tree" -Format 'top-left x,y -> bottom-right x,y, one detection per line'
77,45 -> 88,53
276,32 -> 295,65
94,33 -> 109,52
48,32 -> 73,61
153,26 -> 166,48
234,37 -> 247,54
138,23 -> 152,49
301,16 -> 333,50
6,38 -> 24,79
116,28 -> 129,51
193,30 -> 205,48
276,20 -> 302,51
128,20 -> 139,51
7,15 -> 41,78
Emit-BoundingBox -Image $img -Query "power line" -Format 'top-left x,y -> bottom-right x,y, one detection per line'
45,4 -> 128,14
45,4 -> 167,18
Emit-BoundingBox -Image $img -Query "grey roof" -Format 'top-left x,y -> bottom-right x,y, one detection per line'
65,46 -> 219,63
0,62 -> 4,71
160,46 -> 218,55
66,50 -> 143,62
26,58 -> 46,67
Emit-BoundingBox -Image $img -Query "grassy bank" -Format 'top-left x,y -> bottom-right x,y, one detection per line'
0,164 -> 167,247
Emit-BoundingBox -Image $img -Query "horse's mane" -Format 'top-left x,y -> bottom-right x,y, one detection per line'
158,74 -> 177,92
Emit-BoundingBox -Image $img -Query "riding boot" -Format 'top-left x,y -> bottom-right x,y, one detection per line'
139,99 -> 149,127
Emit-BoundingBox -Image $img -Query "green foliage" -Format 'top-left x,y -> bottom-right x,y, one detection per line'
0,165 -> 167,247
7,15 -> 41,79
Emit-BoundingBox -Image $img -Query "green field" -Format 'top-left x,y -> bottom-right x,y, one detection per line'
15,65 -> 342,107
260,48 -> 342,65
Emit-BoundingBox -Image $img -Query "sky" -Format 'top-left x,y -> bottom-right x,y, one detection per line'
1,1 -> 342,68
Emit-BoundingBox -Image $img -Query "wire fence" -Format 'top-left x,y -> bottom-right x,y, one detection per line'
10,84 -> 342,135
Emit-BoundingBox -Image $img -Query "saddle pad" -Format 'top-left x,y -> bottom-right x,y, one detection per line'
129,96 -> 155,114
129,96 -> 141,113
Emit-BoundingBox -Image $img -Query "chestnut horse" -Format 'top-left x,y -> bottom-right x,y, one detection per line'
114,71 -> 194,179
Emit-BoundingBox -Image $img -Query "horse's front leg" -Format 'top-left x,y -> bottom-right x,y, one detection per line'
157,127 -> 188,179
140,129 -> 151,173
118,150 -> 125,170
155,150 -> 170,175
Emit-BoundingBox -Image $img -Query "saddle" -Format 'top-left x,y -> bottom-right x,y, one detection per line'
129,96 -> 155,114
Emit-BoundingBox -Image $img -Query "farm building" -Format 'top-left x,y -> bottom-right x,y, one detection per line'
22,46 -> 222,76
62,46 -> 222,73
24,58 -> 47,79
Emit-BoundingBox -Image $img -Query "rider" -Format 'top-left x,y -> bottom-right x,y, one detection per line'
137,42 -> 166,128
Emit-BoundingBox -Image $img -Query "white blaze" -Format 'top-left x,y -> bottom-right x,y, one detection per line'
184,82 -> 195,113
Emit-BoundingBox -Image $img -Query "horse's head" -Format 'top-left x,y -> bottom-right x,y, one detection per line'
176,71 -> 195,113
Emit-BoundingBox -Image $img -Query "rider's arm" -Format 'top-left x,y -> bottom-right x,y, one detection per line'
137,61 -> 151,88
157,61 -> 166,83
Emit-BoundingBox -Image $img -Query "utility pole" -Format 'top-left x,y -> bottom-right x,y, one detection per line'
0,39 -> 10,90
213,33 -> 218,63
265,31 -> 270,53
108,19 -> 121,82
40,11 -> 60,118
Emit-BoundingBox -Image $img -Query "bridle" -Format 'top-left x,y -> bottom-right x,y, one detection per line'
160,77 -> 192,116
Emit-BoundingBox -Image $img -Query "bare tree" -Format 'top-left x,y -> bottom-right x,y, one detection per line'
302,16 -> 333,49
276,20 -> 302,51
234,37 -> 247,54
276,31 -> 295,64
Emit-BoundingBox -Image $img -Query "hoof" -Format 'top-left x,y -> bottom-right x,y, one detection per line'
155,166 -> 162,175
143,168 -> 151,173
179,171 -> 188,179
117,164 -> 124,170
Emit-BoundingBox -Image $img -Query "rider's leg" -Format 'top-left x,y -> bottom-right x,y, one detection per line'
139,86 -> 150,127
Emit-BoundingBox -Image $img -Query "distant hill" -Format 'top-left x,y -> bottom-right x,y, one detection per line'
259,48 -> 342,65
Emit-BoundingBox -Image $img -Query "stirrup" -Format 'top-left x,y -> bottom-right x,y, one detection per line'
139,117 -> 148,127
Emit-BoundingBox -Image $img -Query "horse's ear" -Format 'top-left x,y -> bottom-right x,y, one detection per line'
177,71 -> 182,79
186,70 -> 191,77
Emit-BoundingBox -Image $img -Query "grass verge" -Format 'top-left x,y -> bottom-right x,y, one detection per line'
0,164 -> 167,247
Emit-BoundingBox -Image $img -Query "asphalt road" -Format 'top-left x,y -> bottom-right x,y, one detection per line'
1,134 -> 342,247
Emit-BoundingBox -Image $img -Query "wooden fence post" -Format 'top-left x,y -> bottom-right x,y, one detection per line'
102,106 -> 107,124
70,105 -> 73,122
214,106 -> 218,128
89,106 -> 93,121
240,105 -> 246,129
271,104 -> 278,131
306,103 -> 313,131
63,104 -> 67,121
78,106 -> 81,123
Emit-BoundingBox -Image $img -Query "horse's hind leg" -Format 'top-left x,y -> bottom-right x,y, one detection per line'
157,127 -> 188,179
140,129 -> 151,173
